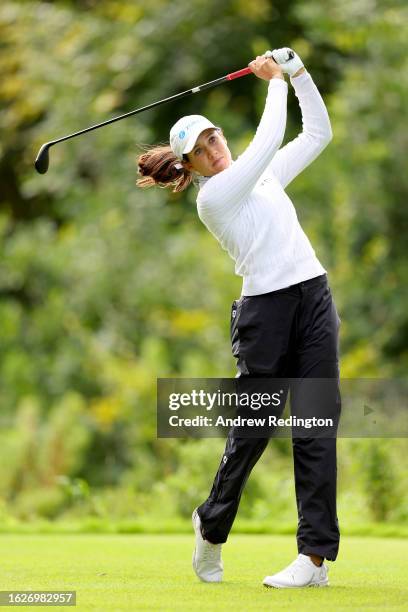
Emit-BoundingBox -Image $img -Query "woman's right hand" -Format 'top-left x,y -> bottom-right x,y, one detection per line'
248,55 -> 284,81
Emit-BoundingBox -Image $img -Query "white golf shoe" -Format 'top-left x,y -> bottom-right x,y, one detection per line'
192,508 -> 223,582
263,553 -> 329,588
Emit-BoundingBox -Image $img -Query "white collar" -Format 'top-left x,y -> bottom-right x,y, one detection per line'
197,174 -> 211,187
197,160 -> 235,188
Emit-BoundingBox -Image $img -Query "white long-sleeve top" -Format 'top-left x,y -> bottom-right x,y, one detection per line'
196,71 -> 332,296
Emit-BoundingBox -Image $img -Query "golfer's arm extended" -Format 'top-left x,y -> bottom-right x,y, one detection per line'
197,78 -> 288,217
267,71 -> 332,189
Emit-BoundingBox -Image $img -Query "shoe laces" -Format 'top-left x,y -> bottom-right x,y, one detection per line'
286,555 -> 312,573
201,541 -> 221,563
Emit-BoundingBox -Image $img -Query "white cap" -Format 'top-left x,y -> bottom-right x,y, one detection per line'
169,115 -> 220,160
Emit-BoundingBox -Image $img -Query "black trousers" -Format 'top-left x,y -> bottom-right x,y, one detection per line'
197,273 -> 341,561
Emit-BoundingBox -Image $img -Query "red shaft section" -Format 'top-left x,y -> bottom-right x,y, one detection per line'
226,67 -> 252,81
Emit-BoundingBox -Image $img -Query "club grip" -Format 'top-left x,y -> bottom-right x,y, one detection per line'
226,67 -> 252,81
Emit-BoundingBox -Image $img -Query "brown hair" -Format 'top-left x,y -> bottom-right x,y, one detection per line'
136,144 -> 193,193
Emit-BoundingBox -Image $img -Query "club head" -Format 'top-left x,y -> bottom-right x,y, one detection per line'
34,142 -> 52,174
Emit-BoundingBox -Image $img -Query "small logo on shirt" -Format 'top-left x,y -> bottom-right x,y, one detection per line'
260,177 -> 275,187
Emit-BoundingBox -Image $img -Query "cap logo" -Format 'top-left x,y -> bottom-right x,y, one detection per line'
178,130 -> 186,140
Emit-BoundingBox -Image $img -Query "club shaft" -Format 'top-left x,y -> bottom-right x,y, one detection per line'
48,68 -> 253,147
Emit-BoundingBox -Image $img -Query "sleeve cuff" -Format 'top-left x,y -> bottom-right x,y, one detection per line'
290,70 -> 312,86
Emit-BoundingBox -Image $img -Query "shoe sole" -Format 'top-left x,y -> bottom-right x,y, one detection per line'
192,509 -> 223,583
192,548 -> 223,583
263,580 -> 329,589
192,509 -> 199,577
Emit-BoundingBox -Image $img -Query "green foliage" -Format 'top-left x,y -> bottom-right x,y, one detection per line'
351,439 -> 405,522
0,0 -> 407,525
0,393 -> 91,509
294,0 -> 408,376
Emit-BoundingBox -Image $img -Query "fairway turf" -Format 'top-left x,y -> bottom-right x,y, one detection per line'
2,534 -> 408,610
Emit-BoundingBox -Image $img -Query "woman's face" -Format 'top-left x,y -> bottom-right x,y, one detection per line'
183,128 -> 232,177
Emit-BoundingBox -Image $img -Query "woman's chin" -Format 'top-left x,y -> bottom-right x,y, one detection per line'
212,159 -> 229,174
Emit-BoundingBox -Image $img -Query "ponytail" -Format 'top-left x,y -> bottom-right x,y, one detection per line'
136,144 -> 194,193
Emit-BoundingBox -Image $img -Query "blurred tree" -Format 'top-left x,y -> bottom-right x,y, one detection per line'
0,0 -> 407,521
293,0 -> 408,375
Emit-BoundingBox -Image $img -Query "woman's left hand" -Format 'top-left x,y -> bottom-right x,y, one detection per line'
271,48 -> 304,77
248,55 -> 284,81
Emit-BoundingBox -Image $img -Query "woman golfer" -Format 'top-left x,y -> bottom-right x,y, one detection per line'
137,48 -> 341,588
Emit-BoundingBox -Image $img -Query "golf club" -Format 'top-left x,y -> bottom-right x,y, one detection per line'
34,50 -> 290,174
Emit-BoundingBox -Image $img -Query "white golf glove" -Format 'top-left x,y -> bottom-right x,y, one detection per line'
265,47 -> 304,77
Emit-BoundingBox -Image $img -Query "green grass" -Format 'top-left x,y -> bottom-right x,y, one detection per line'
2,534 -> 408,610
1,518 -> 408,538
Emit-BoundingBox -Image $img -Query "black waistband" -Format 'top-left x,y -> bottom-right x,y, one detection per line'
289,273 -> 327,290
242,274 -> 328,299
270,274 -> 327,295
